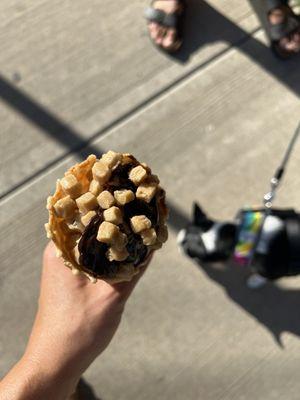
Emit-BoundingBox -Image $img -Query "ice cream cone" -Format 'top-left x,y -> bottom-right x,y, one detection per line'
45,152 -> 168,283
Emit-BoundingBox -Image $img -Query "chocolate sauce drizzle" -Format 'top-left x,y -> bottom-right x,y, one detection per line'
77,159 -> 159,278
78,212 -> 118,277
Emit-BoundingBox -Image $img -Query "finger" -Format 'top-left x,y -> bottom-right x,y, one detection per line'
42,241 -> 88,287
42,241 -> 65,278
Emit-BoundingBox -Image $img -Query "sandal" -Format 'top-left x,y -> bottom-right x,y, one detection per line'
266,0 -> 300,59
144,0 -> 186,53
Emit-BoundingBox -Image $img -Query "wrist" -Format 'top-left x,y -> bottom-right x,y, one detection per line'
0,354 -> 79,400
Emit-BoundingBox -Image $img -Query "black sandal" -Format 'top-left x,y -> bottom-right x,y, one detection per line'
266,0 -> 300,59
144,0 -> 186,53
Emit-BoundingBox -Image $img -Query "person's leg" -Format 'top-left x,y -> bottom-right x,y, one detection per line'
145,0 -> 186,52
266,0 -> 300,58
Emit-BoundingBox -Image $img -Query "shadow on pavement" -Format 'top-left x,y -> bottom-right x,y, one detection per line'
168,202 -> 190,232
173,0 -> 300,98
73,378 -> 103,400
1,1 -> 299,200
67,378 -> 103,400
194,258 -> 300,347
0,75 -> 104,200
0,73 -> 191,237
0,2 -> 298,233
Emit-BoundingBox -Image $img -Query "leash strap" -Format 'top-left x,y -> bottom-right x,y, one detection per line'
264,121 -> 300,209
248,122 -> 300,268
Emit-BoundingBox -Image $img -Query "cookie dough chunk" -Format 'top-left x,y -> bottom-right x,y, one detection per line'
130,215 -> 151,234
67,215 -> 85,232
114,189 -> 135,206
73,244 -> 81,264
107,247 -> 129,262
76,192 -> 98,213
92,160 -> 111,184
129,166 -> 147,186
89,180 -> 102,197
141,228 -> 157,245
81,210 -> 97,227
97,221 -> 120,244
101,151 -> 122,169
103,206 -> 123,225
97,191 -> 115,209
60,174 -> 82,198
136,183 -> 157,203
53,196 -> 77,220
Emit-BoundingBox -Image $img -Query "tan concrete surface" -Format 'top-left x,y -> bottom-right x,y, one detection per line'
0,0 -> 257,197
1,1 -> 300,399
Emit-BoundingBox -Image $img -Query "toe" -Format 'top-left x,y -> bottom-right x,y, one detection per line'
149,22 -> 160,41
293,31 -> 300,48
278,36 -> 296,53
162,28 -> 176,48
155,27 -> 166,45
285,36 -> 299,52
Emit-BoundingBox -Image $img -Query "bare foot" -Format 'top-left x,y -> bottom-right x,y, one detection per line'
268,6 -> 300,56
147,0 -> 184,52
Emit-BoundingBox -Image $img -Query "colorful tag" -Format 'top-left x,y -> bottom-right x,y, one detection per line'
234,210 -> 264,266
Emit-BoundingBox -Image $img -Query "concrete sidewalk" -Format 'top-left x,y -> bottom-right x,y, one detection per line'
1,1 -> 300,399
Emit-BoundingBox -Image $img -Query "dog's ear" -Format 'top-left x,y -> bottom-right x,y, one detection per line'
193,202 -> 207,225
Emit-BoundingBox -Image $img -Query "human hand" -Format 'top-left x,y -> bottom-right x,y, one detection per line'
0,241 -> 152,400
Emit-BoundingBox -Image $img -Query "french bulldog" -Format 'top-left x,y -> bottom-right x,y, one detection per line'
178,203 -> 300,288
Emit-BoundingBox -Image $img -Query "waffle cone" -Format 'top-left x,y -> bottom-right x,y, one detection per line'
45,153 -> 168,283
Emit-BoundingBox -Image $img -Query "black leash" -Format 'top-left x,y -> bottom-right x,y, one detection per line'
263,121 -> 300,209
248,121 -> 300,268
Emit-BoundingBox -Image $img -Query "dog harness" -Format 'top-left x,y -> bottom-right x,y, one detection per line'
235,122 -> 300,276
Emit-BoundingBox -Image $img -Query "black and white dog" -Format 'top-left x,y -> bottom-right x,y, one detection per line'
178,203 -> 300,288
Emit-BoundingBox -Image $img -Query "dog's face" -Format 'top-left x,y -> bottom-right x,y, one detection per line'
178,203 -> 236,262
